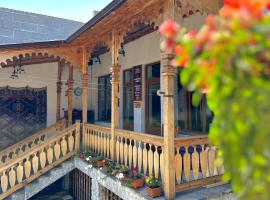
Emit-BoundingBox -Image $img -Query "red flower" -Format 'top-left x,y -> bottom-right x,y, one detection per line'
159,19 -> 180,38
206,15 -> 216,30
220,0 -> 270,18
187,29 -> 197,37
267,3 -> 270,10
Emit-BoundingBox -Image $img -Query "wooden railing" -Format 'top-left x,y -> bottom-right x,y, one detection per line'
83,124 -> 111,158
82,124 -> 165,179
174,135 -> 224,192
82,124 -> 224,194
0,119 -> 66,165
0,121 -> 80,200
115,129 -> 164,179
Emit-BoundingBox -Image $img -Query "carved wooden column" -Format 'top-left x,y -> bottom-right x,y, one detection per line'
82,49 -> 89,124
56,81 -> 62,121
82,73 -> 89,123
110,29 -> 121,161
67,65 -> 74,126
161,53 -> 176,199
162,1 -> 176,199
56,60 -> 63,121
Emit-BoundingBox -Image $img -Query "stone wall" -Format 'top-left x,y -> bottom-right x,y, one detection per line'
0,7 -> 83,44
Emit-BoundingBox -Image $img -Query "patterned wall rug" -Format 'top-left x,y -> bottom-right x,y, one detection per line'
0,86 -> 47,151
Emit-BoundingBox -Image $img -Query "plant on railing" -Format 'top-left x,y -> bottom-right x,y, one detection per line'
145,175 -> 161,198
160,0 -> 270,199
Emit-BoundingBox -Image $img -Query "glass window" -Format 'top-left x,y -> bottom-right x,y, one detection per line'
146,63 -> 161,135
177,76 -> 213,134
147,63 -> 160,79
98,75 -> 111,122
123,69 -> 134,130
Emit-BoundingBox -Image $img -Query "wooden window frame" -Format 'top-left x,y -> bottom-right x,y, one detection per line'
145,62 -> 161,135
123,68 -> 134,130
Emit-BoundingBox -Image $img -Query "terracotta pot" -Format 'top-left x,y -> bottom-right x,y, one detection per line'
146,186 -> 161,198
131,177 -> 145,189
96,160 -> 105,168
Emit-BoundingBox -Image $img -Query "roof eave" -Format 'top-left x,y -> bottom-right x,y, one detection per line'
66,0 -> 127,43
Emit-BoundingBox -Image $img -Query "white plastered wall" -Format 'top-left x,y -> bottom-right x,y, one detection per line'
60,64 -> 83,119
0,62 -> 58,126
88,12 -> 208,133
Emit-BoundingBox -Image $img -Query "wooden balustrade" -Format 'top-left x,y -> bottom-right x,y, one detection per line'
82,124 -> 225,194
174,136 -> 224,192
83,124 -> 111,159
0,121 -> 79,200
0,119 -> 66,166
115,129 -> 164,179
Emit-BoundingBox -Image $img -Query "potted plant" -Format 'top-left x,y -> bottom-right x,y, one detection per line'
130,167 -> 144,189
119,166 -> 130,178
145,176 -> 161,198
104,161 -> 120,176
94,156 -> 106,168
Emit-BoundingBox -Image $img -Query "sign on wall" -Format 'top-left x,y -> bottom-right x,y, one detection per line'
133,65 -> 142,102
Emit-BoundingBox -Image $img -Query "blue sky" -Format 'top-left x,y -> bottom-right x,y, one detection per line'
0,0 -> 112,22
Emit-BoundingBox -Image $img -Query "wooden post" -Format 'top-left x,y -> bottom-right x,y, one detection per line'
161,52 -> 176,200
110,65 -> 120,161
56,80 -> 62,121
82,73 -> 89,124
68,65 -> 74,126
82,49 -> 89,124
161,1 -> 176,198
110,29 -> 121,161
75,120 -> 81,152
56,61 -> 63,121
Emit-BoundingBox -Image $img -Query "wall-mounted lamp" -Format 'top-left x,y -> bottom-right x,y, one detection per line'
10,55 -> 25,79
118,43 -> 125,57
95,56 -> 101,64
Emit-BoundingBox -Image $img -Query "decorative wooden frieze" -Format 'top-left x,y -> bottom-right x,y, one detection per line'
175,0 -> 220,18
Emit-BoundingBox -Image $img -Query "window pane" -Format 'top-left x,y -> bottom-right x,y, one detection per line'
147,84 -> 161,128
98,75 -> 111,122
98,77 -> 106,121
147,63 -> 160,79
124,70 -> 132,83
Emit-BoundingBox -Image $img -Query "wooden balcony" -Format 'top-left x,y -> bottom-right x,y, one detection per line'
0,121 -> 225,199
82,123 -> 224,196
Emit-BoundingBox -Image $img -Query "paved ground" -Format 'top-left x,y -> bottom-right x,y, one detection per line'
135,183 -> 235,200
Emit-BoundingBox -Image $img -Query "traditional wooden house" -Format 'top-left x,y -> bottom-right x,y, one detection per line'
0,1 -> 228,199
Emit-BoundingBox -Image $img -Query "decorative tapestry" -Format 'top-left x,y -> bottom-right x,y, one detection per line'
0,86 -> 47,151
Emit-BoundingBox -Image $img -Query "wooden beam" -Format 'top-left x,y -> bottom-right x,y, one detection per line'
175,176 -> 222,193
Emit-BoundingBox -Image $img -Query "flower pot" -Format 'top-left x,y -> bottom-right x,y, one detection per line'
146,186 -> 161,198
96,160 -> 105,168
131,177 -> 145,189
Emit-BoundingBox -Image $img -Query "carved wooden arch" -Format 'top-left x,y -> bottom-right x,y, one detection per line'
117,4 -> 164,46
0,46 -> 85,72
90,41 -> 110,58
